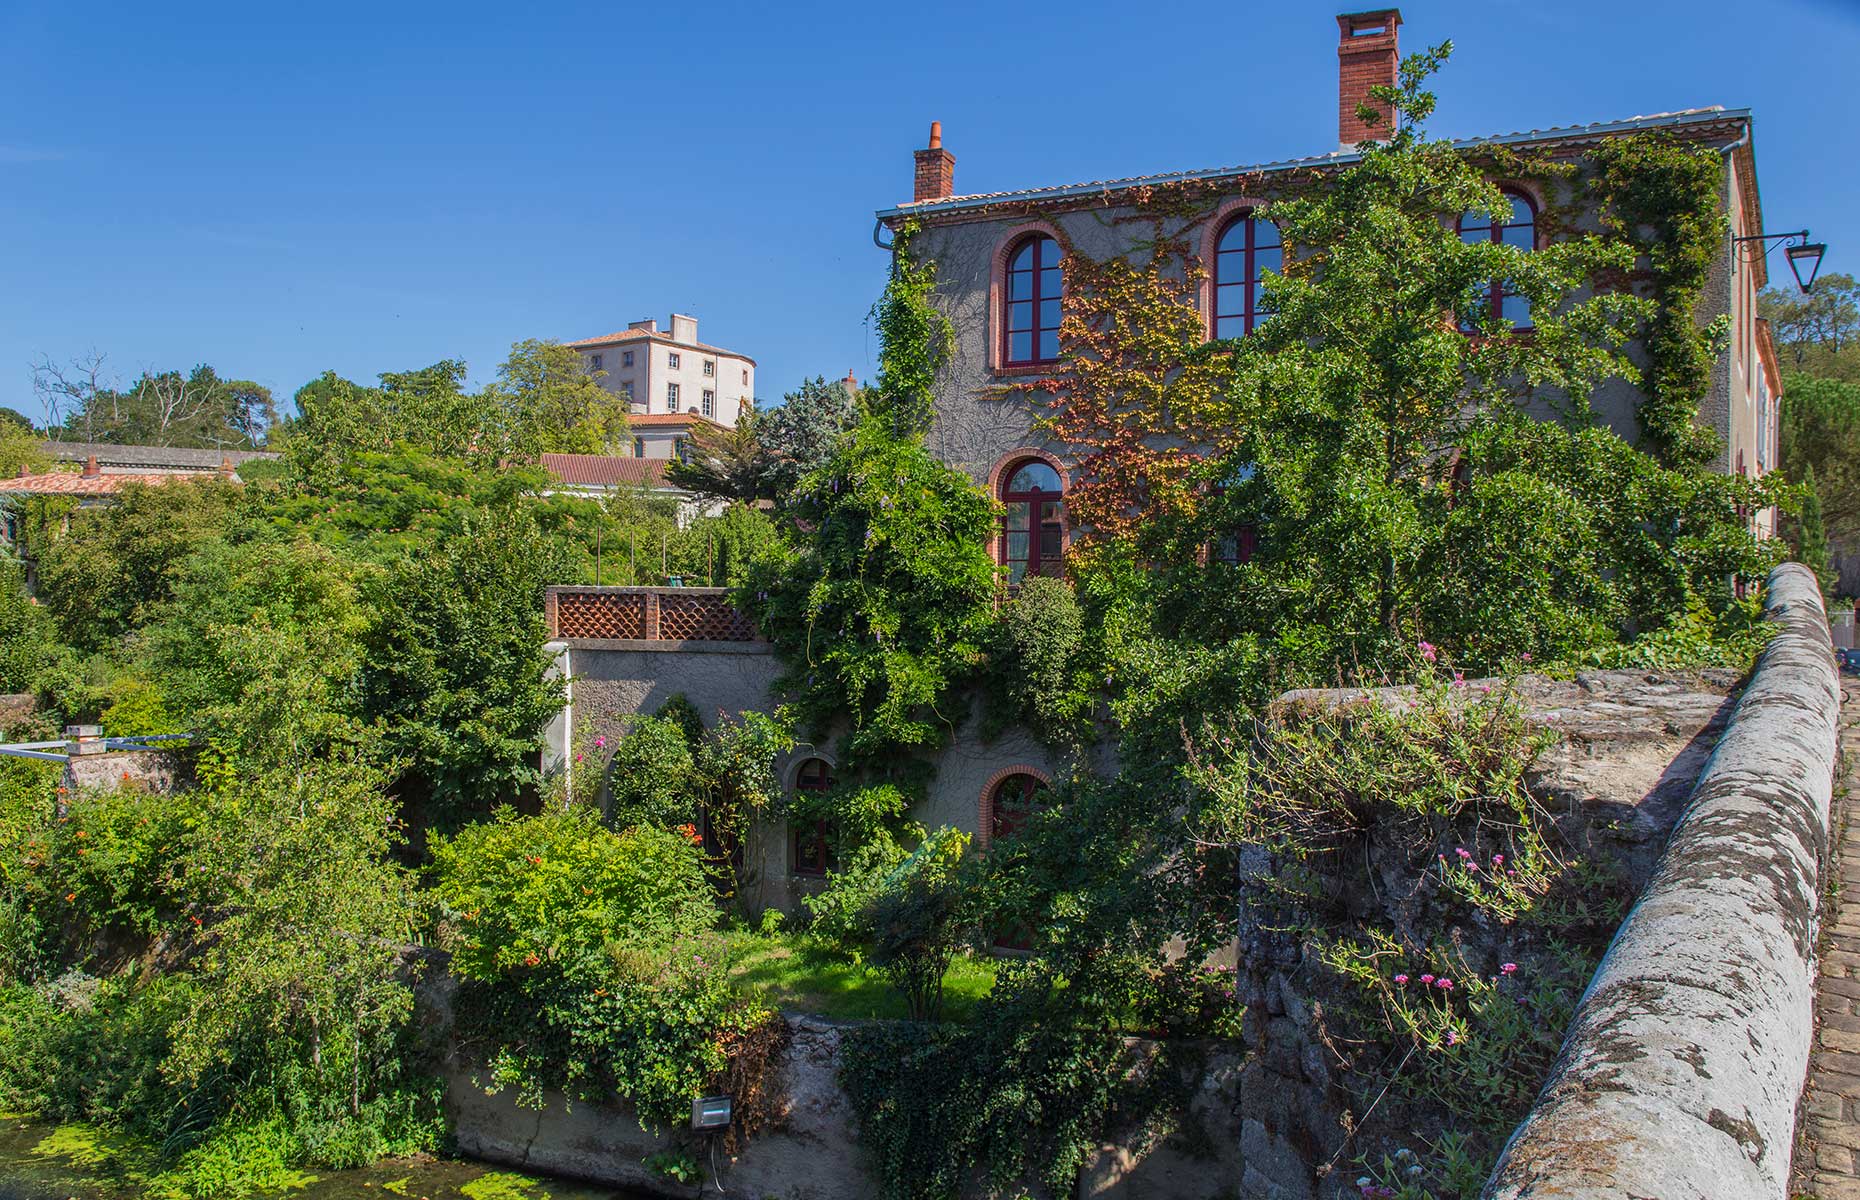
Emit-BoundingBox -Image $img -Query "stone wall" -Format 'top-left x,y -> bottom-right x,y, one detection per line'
1484,563 -> 1841,1199
443,1014 -> 1249,1200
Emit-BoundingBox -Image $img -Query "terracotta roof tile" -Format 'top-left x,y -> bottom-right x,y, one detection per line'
565,329 -> 756,364
0,470 -> 198,496
628,412 -> 730,430
540,454 -> 675,488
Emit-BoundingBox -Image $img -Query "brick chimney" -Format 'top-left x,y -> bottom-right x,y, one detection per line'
1337,9 -> 1402,149
842,369 -> 858,396
913,121 -> 955,203
82,455 -> 99,478
219,456 -> 235,479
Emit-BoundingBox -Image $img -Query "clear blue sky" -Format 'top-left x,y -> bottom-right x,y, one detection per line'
1,0 -> 1855,423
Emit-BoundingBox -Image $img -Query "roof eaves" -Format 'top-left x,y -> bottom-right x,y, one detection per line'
873,108 -> 1752,222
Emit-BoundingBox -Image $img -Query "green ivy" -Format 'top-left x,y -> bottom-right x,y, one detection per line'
872,220 -> 954,439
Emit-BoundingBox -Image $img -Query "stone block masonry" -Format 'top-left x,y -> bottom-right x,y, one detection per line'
1485,563 -> 1842,1200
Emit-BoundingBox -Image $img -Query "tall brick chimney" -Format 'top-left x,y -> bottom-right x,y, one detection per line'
1337,9 -> 1402,149
82,455 -> 99,478
913,121 -> 955,203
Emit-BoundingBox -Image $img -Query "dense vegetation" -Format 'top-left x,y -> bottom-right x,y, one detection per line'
0,37 -> 1807,1200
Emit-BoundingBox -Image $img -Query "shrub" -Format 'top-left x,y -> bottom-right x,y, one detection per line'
604,716 -> 699,830
864,827 -> 972,1022
985,577 -> 1095,749
430,807 -> 716,980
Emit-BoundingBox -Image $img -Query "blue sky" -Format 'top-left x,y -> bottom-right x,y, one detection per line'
1,0 -> 1855,423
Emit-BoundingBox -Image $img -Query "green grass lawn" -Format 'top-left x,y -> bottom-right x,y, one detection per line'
724,930 -> 997,1022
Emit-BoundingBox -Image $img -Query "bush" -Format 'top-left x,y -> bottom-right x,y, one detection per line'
864,827 -> 972,1022
985,577 -> 1095,749
604,716 -> 698,830
430,807 -> 716,980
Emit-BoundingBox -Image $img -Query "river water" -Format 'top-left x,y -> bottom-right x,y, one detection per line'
0,1117 -> 654,1200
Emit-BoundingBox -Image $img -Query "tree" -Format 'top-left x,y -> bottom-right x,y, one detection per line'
489,339 -> 630,457
666,408 -> 769,505
1763,272 -> 1860,378
34,355 -> 276,448
1779,373 -> 1860,544
355,506 -> 570,827
0,420 -> 47,478
760,376 -> 860,496
1794,463 -> 1837,598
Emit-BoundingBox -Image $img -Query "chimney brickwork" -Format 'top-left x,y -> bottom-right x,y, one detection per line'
913,121 -> 955,203
1337,9 -> 1402,148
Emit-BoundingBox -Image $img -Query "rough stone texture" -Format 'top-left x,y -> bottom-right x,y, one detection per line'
62,748 -> 181,796
445,1013 -> 1249,1200
1485,564 -> 1841,1200
1792,677 -> 1860,1198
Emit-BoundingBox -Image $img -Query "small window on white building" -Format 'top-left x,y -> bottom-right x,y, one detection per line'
622,350 -> 634,367
634,436 -> 645,457
619,381 -> 633,401
668,382 -> 680,408
668,352 -> 681,370
702,389 -> 715,417
589,353 -> 603,371
703,359 -> 715,377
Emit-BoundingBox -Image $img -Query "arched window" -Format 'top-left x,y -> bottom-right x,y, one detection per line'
1210,462 -> 1259,567
1212,213 -> 1281,338
989,772 -> 1049,843
791,757 -> 835,877
1004,235 -> 1063,365
1459,190 -> 1536,331
999,459 -> 1064,582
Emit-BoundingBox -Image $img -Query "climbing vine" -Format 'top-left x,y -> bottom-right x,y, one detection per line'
1586,132 -> 1731,469
872,219 -> 955,438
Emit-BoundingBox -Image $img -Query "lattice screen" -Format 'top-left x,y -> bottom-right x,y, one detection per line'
658,592 -> 757,642
554,591 -> 646,639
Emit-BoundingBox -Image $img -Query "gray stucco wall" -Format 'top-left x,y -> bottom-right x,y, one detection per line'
554,639 -> 1066,915
1483,562 -> 1840,1199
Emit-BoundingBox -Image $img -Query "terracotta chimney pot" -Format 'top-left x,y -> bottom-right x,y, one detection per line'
913,120 -> 956,203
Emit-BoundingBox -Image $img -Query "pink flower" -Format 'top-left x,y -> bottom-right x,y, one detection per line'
1436,978 -> 1454,991
1452,670 -> 1466,688
1521,652 -> 1532,662
594,736 -> 606,749
575,753 -> 584,763
1446,1029 -> 1460,1046
1418,641 -> 1437,662
1456,847 -> 1472,859
1467,861 -> 1479,872
1394,974 -> 1409,985
1492,853 -> 1505,866
1500,962 -> 1517,974
1420,974 -> 1435,984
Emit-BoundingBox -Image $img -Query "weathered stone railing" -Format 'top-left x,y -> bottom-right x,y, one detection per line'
1485,562 -> 1841,1200
545,585 -> 758,643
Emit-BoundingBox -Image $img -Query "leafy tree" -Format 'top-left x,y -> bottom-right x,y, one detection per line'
0,407 -> 33,434
1780,373 -> 1860,544
862,827 -> 971,1022
29,477 -> 244,649
287,362 -> 497,483
1763,272 -> 1860,379
667,408 -> 769,505
742,412 -> 999,779
1794,462 -> 1836,598
0,419 -> 47,477
142,538 -> 376,764
355,507 -> 569,827
35,356 -> 276,448
488,339 -> 629,457
606,715 -> 699,830
760,376 -> 860,496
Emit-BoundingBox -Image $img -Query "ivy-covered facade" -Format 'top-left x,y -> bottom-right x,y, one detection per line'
875,7 -> 1787,556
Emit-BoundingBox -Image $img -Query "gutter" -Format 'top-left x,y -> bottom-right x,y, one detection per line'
872,108 -> 1754,224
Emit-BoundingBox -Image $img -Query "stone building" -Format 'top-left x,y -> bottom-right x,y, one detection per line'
876,8 -> 1788,551
564,313 -> 755,429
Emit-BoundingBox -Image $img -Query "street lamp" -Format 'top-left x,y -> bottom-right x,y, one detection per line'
1734,229 -> 1828,293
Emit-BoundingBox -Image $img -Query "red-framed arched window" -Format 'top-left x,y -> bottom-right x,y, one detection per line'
791,757 -> 835,877
999,459 -> 1064,582
1004,235 -> 1063,365
989,772 -> 1048,843
1212,213 -> 1281,339
1459,190 -> 1537,331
